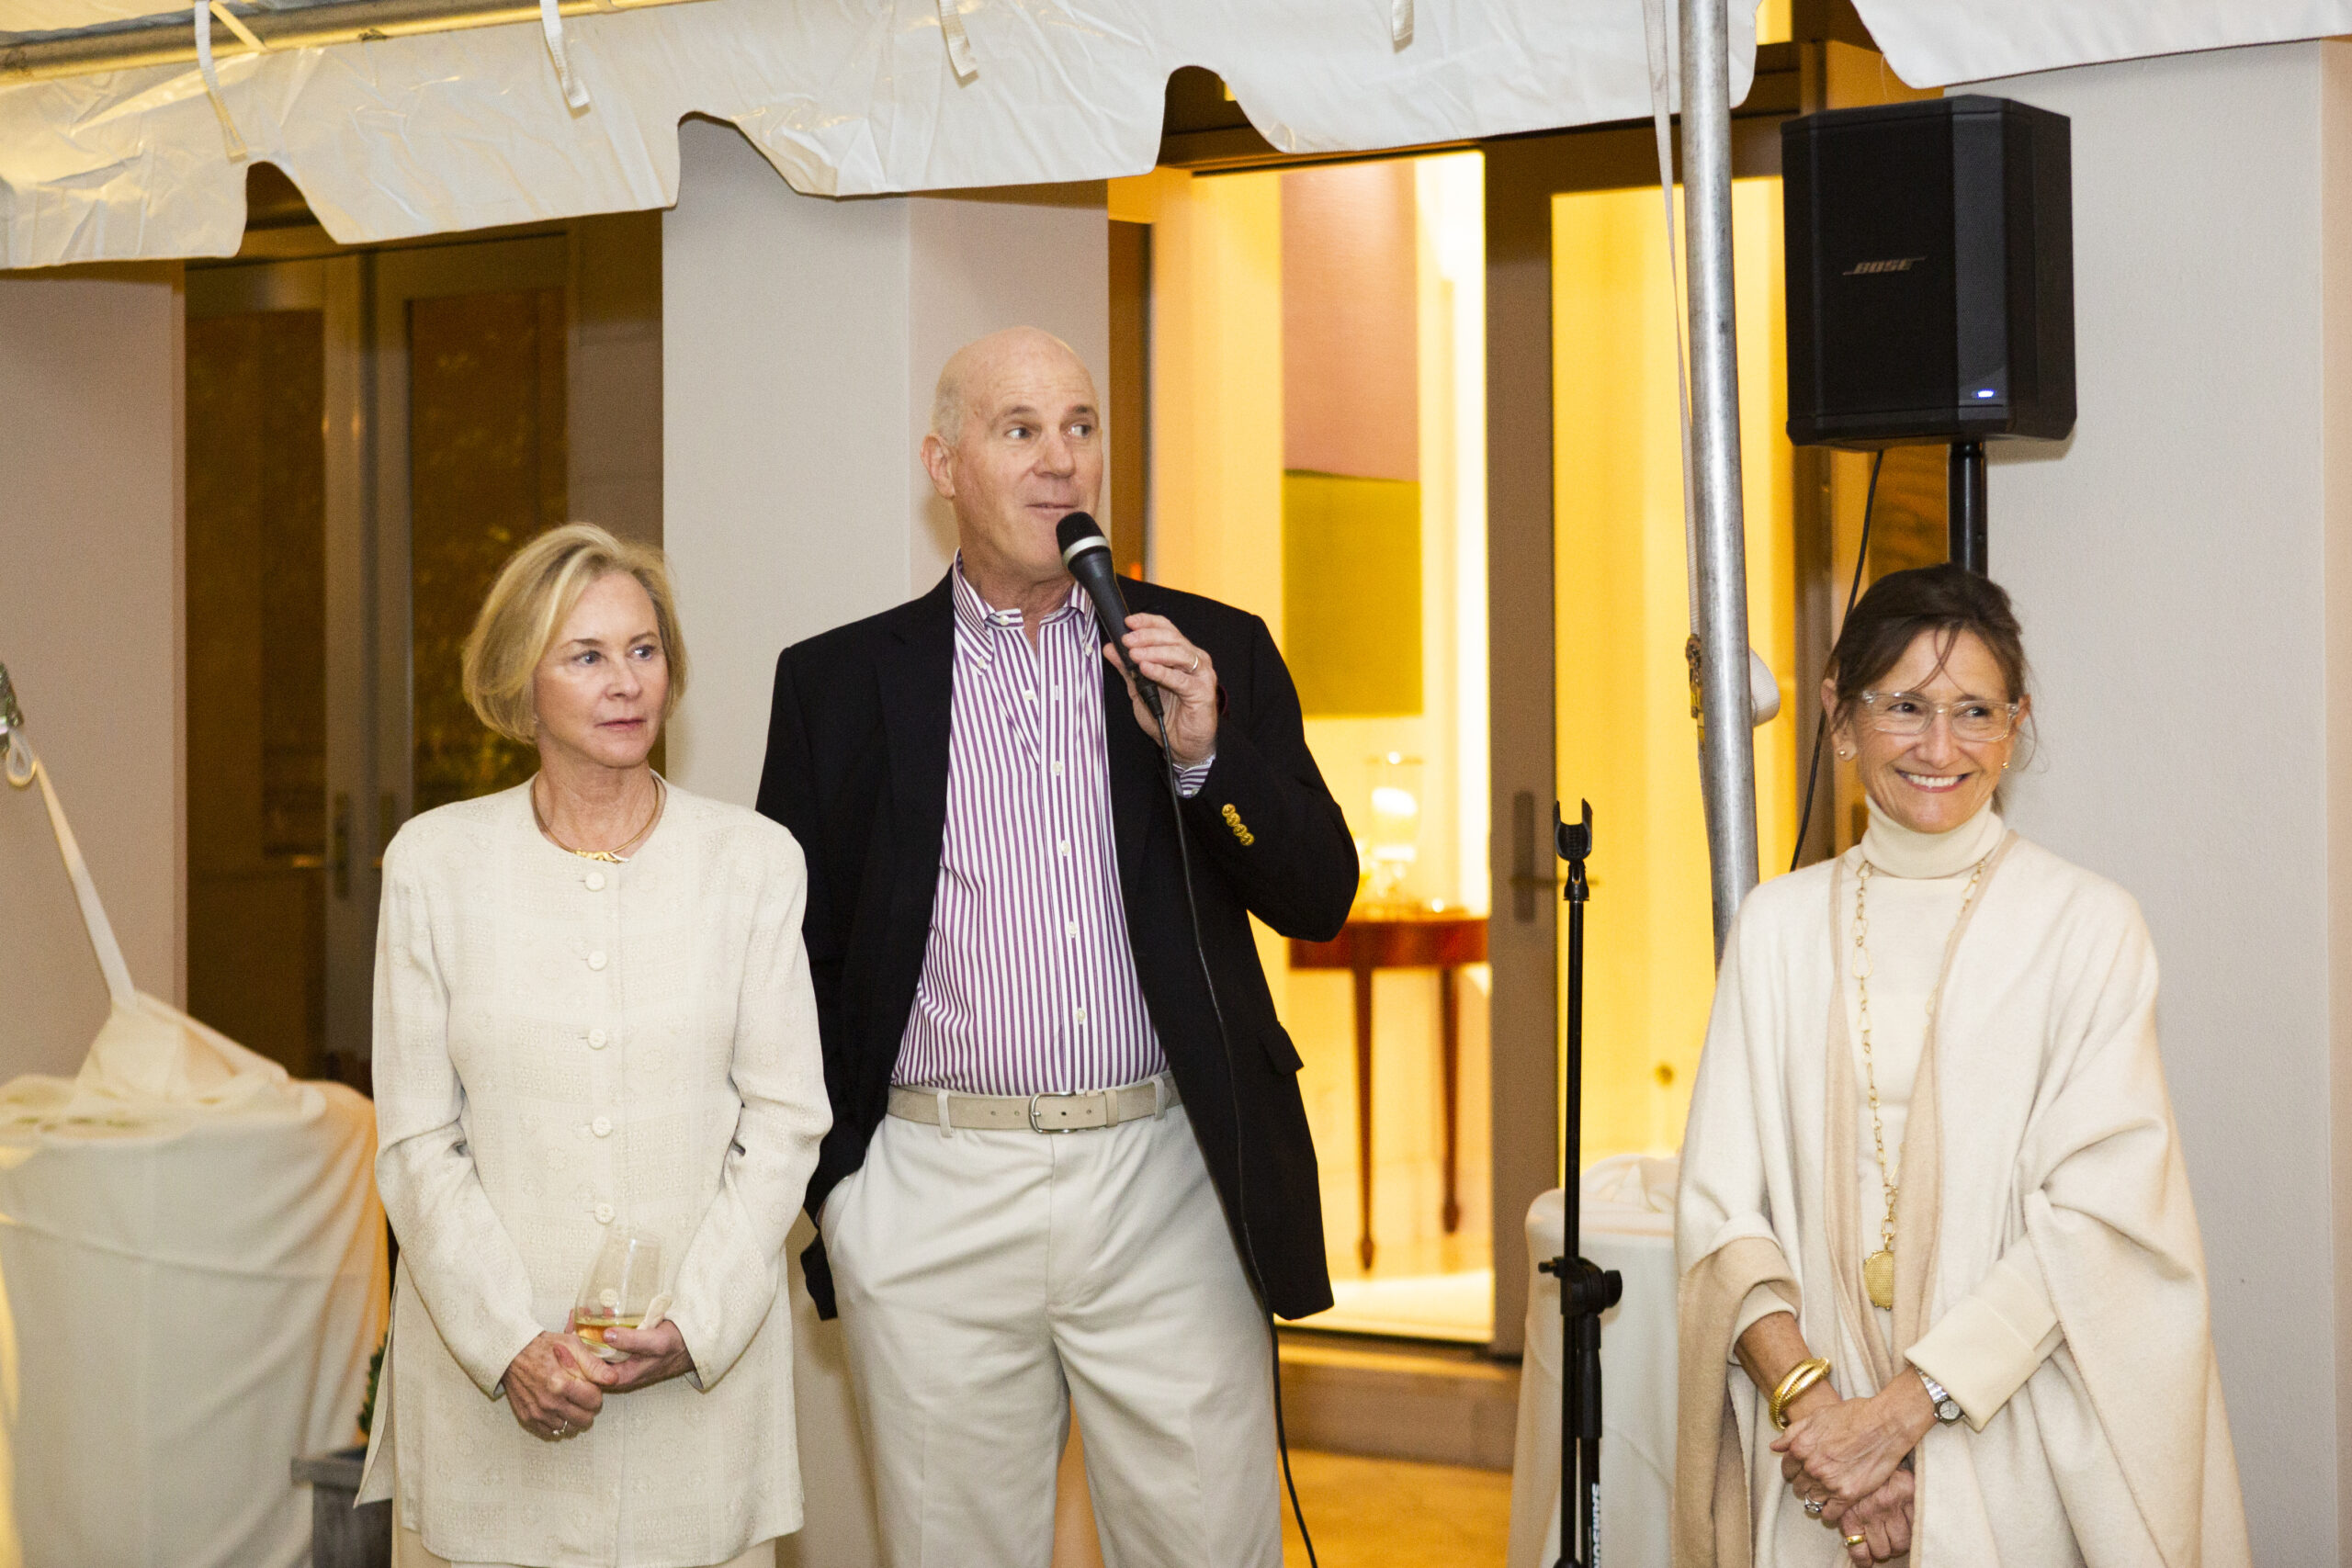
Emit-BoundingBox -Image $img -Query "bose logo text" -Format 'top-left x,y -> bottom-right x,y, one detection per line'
1844,257 -> 1925,276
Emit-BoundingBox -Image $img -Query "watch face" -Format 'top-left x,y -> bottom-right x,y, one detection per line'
1936,1396 -> 1962,1422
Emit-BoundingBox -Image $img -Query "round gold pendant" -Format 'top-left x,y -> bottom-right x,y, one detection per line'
1863,1249 -> 1896,1310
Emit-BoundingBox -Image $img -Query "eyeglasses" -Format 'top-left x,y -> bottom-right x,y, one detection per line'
1857,690 -> 2020,743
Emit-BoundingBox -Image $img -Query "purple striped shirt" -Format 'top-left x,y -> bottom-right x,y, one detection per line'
893,563 -> 1207,1095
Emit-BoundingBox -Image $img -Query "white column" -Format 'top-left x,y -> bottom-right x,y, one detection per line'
662,118 -> 1107,807
1978,40 -> 2349,1559
0,267 -> 184,1081
662,118 -> 1107,1566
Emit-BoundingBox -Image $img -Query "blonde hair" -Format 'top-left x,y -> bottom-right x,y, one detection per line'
460,524 -> 688,744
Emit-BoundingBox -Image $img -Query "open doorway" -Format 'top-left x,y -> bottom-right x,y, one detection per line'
1115,153 -> 1495,1344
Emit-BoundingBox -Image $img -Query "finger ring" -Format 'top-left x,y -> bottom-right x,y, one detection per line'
1845,1532 -> 1867,1548
1187,653 -> 1200,675
1805,1497 -> 1826,1516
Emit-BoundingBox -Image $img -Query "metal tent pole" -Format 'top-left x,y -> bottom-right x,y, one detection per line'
1678,0 -> 1758,958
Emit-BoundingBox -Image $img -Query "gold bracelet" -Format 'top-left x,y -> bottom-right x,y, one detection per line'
1769,1356 -> 1833,1430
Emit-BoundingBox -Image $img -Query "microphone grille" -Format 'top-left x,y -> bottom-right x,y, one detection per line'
1055,512 -> 1108,558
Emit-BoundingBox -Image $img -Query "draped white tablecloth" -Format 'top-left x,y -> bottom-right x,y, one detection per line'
0,1060 -> 387,1566
1507,1156 -> 1680,1568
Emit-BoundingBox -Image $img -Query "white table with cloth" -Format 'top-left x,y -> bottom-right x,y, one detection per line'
0,721 -> 388,1566
1507,1155 -> 1681,1568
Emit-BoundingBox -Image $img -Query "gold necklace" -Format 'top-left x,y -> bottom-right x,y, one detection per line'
1851,851 -> 1988,1310
534,774 -> 664,863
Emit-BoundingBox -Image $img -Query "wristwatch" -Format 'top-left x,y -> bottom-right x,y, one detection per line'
1916,1368 -> 1962,1424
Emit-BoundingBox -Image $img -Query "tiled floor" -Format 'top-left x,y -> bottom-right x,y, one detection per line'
1280,1449 -> 1515,1567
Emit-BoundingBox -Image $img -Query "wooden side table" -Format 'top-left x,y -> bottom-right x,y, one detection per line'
1288,912 -> 1489,1270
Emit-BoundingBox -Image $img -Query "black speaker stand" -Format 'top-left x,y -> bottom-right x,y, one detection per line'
1948,439 -> 1987,574
1542,801 -> 1623,1567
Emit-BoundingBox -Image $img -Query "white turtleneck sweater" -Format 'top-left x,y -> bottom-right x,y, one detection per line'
1734,799 -> 2064,1428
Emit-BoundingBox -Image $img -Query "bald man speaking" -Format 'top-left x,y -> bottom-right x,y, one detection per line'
755,327 -> 1355,1565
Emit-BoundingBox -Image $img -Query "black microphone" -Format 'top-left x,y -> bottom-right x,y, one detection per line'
1056,511 -> 1162,719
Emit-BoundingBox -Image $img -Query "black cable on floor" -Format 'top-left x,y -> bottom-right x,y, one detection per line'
1790,449 -> 1884,875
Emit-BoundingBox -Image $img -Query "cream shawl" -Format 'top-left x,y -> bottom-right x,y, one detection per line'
1673,833 -> 2249,1568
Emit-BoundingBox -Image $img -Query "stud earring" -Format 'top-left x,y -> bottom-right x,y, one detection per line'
1836,748 -> 1852,761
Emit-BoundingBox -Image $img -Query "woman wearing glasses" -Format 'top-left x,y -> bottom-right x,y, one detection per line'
1674,565 -> 2248,1566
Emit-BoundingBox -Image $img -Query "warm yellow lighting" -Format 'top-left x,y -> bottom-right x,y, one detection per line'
1552,177 -> 1797,1164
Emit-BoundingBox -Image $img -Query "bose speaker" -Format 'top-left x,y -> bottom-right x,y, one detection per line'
1782,95 -> 2075,450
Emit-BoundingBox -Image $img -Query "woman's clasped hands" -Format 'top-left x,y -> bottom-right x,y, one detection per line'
1771,1373 -> 1938,1564
503,1320 -> 695,1441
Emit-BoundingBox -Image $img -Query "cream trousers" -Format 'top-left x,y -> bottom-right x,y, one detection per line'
822,1100 -> 1281,1568
393,1525 -> 775,1568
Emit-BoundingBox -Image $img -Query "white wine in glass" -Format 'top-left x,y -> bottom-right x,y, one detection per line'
571,1231 -> 662,1359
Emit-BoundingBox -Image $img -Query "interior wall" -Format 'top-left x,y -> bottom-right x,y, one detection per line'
907,186 -> 1113,591
662,118 -> 1111,1566
0,265 -> 185,1082
1973,41 -> 2343,1560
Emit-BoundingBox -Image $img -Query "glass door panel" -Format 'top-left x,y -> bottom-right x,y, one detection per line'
373,240 -> 570,822
185,285 -> 330,1077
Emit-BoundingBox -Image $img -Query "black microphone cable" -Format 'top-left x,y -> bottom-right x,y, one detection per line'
1790,449 -> 1883,874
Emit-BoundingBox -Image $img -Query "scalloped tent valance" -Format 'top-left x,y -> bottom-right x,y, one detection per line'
3,0 -> 2349,271
0,0 -> 1758,268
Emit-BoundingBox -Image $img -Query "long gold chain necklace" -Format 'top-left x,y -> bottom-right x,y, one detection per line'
533,773 -> 665,863
1851,851 -> 1988,1310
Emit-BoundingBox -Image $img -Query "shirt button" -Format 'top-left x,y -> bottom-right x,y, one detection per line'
1057,840 -> 1069,857
1051,761 -> 1064,777
1074,1007 -> 1088,1024
584,871 -> 606,891
588,951 -> 607,971
1023,690 -> 1036,702
593,1116 -> 613,1137
594,1201 -> 615,1224
1066,921 -> 1080,939
588,1029 -> 608,1048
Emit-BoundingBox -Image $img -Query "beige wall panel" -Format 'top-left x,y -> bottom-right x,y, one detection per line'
0,265 -> 184,1083
1977,41 -> 2343,1560
907,186 -> 1112,594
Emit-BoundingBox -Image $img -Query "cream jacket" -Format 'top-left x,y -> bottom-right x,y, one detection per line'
1675,829 -> 2249,1568
357,782 -> 831,1568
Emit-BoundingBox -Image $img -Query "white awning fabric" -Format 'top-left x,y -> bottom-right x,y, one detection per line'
1854,0 -> 2352,88
0,0 -> 1758,268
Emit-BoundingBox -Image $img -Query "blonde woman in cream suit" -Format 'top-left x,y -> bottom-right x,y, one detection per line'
359,525 -> 831,1568
1674,565 -> 2248,1568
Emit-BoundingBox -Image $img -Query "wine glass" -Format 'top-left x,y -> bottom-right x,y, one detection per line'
571,1230 -> 662,1361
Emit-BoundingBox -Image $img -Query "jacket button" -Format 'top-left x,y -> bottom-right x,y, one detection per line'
594,1201 -> 615,1224
588,1029 -> 608,1049
587,951 -> 607,971
592,1116 -> 613,1138
585,871 -> 606,891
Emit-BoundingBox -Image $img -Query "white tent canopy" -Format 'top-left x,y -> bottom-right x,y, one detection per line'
0,0 -> 1757,267
1855,0 -> 2352,89
2,0 -> 2342,269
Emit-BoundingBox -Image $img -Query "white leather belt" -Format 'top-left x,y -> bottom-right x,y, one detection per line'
887,1075 -> 1178,1134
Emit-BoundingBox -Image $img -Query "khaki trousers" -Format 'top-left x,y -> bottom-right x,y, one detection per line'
393,1524 -> 775,1568
822,1101 -> 1281,1568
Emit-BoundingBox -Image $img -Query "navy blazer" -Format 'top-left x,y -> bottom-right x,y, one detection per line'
755,570 -> 1357,1321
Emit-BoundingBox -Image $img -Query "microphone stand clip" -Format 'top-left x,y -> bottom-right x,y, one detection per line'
1538,800 -> 1623,1567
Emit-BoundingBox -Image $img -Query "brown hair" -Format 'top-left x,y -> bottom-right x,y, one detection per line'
461,524 -> 688,744
1827,563 -> 2030,727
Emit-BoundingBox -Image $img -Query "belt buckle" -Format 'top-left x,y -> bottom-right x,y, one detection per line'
1027,1092 -> 1076,1134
